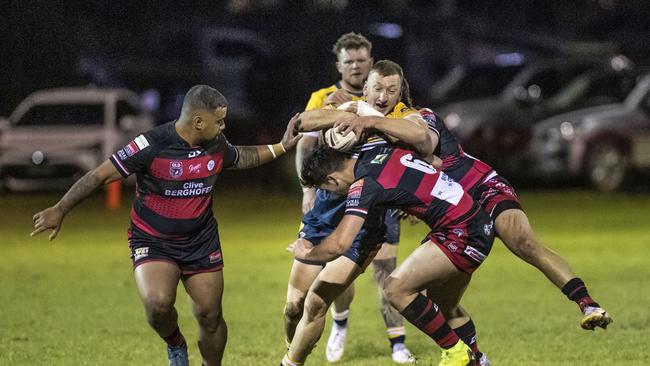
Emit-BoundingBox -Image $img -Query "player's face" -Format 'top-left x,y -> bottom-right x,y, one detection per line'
364,72 -> 402,116
319,173 -> 351,195
200,107 -> 227,141
336,47 -> 373,91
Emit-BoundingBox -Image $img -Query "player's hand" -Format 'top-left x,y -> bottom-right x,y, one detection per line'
325,89 -> 354,107
281,113 -> 303,151
31,206 -> 64,241
292,238 -> 314,260
334,116 -> 371,142
302,187 -> 316,215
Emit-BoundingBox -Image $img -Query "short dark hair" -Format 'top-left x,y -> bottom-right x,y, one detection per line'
182,85 -> 228,112
370,60 -> 413,107
300,145 -> 350,188
332,32 -> 372,57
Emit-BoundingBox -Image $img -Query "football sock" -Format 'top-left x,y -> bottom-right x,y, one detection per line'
281,354 -> 303,366
331,309 -> 349,327
453,319 -> 479,355
162,325 -> 186,348
400,294 -> 459,349
387,327 -> 406,350
562,277 -> 599,311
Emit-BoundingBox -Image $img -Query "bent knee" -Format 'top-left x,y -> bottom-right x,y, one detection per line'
194,305 -> 224,330
284,300 -> 304,321
383,276 -> 407,307
143,295 -> 175,318
303,293 -> 328,321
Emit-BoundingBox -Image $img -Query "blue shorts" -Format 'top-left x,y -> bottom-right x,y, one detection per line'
384,210 -> 401,244
300,189 -> 385,268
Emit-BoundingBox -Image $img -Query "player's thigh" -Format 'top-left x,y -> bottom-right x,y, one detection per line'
374,242 -> 398,260
182,270 -> 225,314
494,208 -> 535,245
310,256 -> 362,305
287,258 -> 323,303
134,260 -> 182,306
387,240 -> 461,297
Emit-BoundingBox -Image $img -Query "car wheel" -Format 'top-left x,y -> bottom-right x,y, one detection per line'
586,141 -> 628,192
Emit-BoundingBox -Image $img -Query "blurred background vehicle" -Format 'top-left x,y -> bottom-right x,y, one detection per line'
0,87 -> 153,191
438,55 -> 638,179
528,73 -> 650,191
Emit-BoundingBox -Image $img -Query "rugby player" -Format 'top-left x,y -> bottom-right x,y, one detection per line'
295,144 -> 492,366
31,85 -> 301,366
281,60 -> 444,366
290,33 -> 416,363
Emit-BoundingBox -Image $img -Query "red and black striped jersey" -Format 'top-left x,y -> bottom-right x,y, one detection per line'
109,121 -> 238,240
345,146 -> 479,229
420,108 -> 494,195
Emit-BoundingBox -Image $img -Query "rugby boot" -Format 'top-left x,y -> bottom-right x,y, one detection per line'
438,341 -> 476,366
325,323 -> 347,362
476,353 -> 490,366
392,344 -> 417,363
580,306 -> 613,330
167,344 -> 189,366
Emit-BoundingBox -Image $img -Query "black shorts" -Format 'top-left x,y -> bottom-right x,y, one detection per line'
128,220 -> 224,276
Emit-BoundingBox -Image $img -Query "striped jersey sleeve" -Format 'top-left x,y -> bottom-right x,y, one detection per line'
110,134 -> 153,177
344,177 -> 382,219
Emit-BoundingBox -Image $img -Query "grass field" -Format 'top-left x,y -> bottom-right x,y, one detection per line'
1,188 -> 649,365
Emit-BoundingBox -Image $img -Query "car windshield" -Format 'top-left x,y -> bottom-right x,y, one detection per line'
15,104 -> 104,127
431,65 -> 523,103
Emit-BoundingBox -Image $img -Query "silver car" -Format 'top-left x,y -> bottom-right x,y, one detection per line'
0,87 -> 153,191
528,74 -> 650,191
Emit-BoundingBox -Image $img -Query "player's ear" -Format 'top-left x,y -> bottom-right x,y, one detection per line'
192,113 -> 204,130
335,61 -> 343,74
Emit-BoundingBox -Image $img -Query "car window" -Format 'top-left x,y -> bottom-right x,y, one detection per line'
433,65 -> 523,103
16,104 -> 104,127
545,72 -> 632,111
525,65 -> 591,100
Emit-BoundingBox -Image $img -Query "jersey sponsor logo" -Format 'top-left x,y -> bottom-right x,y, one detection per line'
348,179 -> 365,200
209,250 -> 222,263
125,141 -> 139,156
117,149 -> 128,160
463,245 -> 486,263
169,161 -> 183,178
134,135 -> 150,150
371,153 -> 389,164
447,241 -> 458,252
164,182 -> 213,196
188,150 -> 201,158
133,247 -> 149,260
189,163 -> 201,174
207,160 -> 215,171
452,228 -> 465,237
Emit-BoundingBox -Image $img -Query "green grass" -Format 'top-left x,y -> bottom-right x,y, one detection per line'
1,189 -> 649,365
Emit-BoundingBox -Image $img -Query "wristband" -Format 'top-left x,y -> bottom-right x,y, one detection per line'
267,144 -> 277,159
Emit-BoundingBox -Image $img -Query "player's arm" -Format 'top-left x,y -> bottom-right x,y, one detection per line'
230,113 -> 302,169
295,134 -> 319,214
31,160 -> 123,240
338,114 -> 438,157
293,214 -> 365,262
297,109 -> 357,132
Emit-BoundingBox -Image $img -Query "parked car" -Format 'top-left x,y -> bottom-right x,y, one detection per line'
0,87 -> 153,191
438,55 -> 637,178
528,73 -> 650,191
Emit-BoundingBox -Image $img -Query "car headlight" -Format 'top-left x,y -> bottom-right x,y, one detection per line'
559,121 -> 575,140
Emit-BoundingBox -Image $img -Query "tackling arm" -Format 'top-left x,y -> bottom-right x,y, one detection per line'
298,109 -> 357,132
294,214 -> 365,262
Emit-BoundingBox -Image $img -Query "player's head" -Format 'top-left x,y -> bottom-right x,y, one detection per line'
332,32 -> 373,91
364,60 -> 413,116
181,85 -> 228,141
301,145 -> 355,195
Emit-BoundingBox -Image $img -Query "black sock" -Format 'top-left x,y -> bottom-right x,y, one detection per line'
400,294 -> 459,349
561,277 -> 599,311
454,319 -> 479,355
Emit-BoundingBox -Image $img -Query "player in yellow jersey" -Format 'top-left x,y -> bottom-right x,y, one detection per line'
286,33 -> 417,364
282,60 -> 446,365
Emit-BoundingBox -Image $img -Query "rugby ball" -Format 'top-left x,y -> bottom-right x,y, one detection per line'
324,127 -> 357,151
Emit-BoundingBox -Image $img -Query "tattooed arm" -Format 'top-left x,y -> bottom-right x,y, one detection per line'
229,113 -> 302,169
31,160 -> 123,240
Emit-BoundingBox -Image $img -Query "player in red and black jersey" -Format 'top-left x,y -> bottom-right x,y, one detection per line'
340,105 -> 613,333
293,145 -> 492,365
31,85 -> 301,366
418,108 -> 612,331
